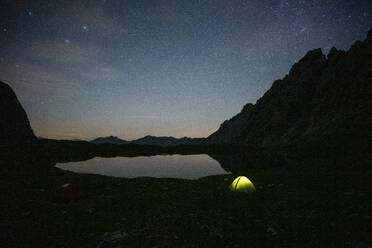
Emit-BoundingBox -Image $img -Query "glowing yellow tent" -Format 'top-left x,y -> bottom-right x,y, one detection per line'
229,176 -> 256,193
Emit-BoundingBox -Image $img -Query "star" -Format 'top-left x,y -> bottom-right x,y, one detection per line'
1,0 -> 370,142
300,27 -> 307,33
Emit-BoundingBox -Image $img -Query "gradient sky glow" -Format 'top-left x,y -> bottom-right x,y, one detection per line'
1,0 -> 371,140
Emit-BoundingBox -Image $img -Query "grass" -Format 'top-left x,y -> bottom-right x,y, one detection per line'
1,144 -> 371,247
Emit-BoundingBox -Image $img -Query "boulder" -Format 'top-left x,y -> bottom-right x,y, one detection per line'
0,81 -> 35,147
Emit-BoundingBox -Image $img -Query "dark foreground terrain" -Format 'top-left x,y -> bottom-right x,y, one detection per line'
1,142 -> 371,248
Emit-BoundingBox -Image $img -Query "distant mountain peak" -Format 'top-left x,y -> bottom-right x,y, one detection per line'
89,135 -> 205,146
90,136 -> 128,144
143,135 -> 155,138
304,48 -> 324,58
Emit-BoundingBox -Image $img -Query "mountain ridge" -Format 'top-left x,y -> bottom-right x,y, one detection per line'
89,135 -> 205,146
206,28 -> 372,147
90,136 -> 129,145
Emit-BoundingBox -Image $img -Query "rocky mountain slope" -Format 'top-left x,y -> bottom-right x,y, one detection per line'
206,29 -> 372,147
0,81 -> 35,147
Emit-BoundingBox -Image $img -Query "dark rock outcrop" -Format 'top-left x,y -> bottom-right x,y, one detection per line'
0,81 -> 35,147
207,28 -> 372,146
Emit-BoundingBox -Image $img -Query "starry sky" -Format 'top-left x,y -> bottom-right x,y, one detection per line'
1,0 -> 371,140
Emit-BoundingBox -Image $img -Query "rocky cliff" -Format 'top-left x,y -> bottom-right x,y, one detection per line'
0,81 -> 35,147
207,29 -> 372,146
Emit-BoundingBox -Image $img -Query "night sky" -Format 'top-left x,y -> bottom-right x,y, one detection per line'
1,0 -> 371,140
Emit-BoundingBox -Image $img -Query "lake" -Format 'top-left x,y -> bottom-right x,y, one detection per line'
56,154 -> 229,179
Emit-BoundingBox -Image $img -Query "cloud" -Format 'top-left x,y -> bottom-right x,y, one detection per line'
25,41 -> 101,65
22,40 -> 126,82
127,115 -> 161,119
72,65 -> 126,82
0,38 -> 126,100
0,56 -> 84,100
46,1 -> 125,39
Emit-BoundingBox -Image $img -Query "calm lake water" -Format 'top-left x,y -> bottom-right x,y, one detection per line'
56,154 -> 229,179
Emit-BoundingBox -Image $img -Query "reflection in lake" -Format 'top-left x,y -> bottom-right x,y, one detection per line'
56,154 -> 229,180
210,151 -> 287,173
55,151 -> 287,179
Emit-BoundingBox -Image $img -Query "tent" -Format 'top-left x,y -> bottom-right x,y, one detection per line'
56,183 -> 85,202
229,176 -> 256,193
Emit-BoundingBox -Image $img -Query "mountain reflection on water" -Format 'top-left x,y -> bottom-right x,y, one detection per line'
56,154 -> 227,180
56,151 -> 286,179
210,151 -> 287,173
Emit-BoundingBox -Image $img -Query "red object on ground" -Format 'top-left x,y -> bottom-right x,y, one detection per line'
57,184 -> 85,202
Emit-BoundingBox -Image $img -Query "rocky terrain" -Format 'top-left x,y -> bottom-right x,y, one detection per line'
0,81 -> 35,147
207,29 -> 372,147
